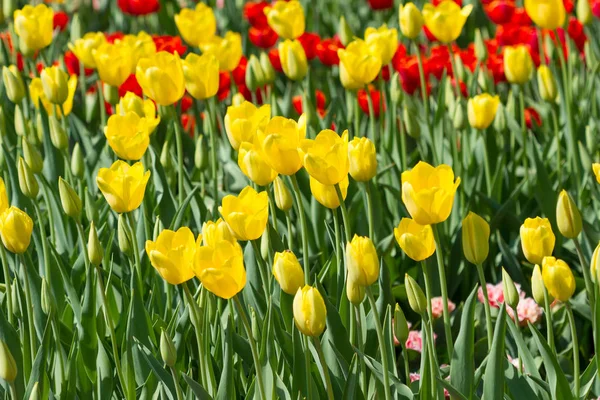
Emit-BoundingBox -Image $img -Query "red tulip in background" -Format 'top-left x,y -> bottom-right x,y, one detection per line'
218,72 -> 231,101
249,26 -> 279,49
243,1 -> 270,28
298,32 -> 320,60
268,49 -> 283,72
64,51 -> 94,76
232,56 -> 248,86
367,0 -> 393,10
117,0 -> 160,15
153,35 -> 187,55
358,87 -> 384,118
293,90 -> 327,117
53,11 -> 69,31
119,75 -> 143,98
525,108 -> 541,129
316,37 -> 343,66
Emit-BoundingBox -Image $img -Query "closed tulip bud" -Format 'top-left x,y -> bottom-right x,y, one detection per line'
346,235 -> 379,287
493,102 -> 507,132
279,39 -> 308,81
405,274 -> 427,315
462,212 -> 490,265
0,340 -> 17,382
40,66 -> 69,105
183,53 -> 219,100
14,4 -> 53,53
0,206 -> 33,254
245,54 -> 265,92
293,285 -> 327,336
403,105 -> 420,138
18,157 -> 38,199
537,65 -> 558,103
338,16 -> 354,47
542,257 -> 575,302
504,45 -> 534,85
195,135 -> 209,171
219,186 -> 269,241
394,218 -> 435,262
153,217 -> 164,241
3,0 -> 16,19
118,214 -> 133,256
71,143 -> 84,179
49,116 -> 68,150
467,93 -> 500,130
251,308 -> 259,340
394,304 -> 409,345
84,191 -> 98,224
348,137 -> 377,182
274,176 -> 293,211
525,0 -> 566,29
502,268 -> 520,310
160,329 -> 177,367
22,138 -> 43,174
585,42 -> 598,70
14,105 -> 28,137
577,0 -> 593,25
29,382 -> 40,400
58,177 -> 82,220
591,242 -> 600,282
260,52 -> 276,84
520,217 -> 555,265
399,3 -> 424,40
556,190 -> 582,239
2,65 -> 25,103
422,1 -> 473,43
346,275 -> 366,305
273,250 -> 305,295
160,140 -> 171,171
103,84 -> 119,106
88,222 -> 103,266
474,29 -> 487,62
41,278 -> 55,316
452,100 -> 466,130
260,230 -> 269,261
390,72 -> 402,104
531,264 -> 550,305
70,13 -> 83,41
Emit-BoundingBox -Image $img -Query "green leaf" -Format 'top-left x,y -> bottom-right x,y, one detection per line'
450,285 -> 478,400
358,350 -> 414,399
182,373 -> 214,400
216,312 -> 235,400
133,338 -> 176,400
482,304 -> 507,400
436,377 -> 468,400
341,354 -> 365,400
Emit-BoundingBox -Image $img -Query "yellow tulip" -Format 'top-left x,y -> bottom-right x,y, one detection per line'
0,178 -> 8,214
238,141 -> 278,186
40,66 -> 69,105
594,163 -> 600,184
279,39 -> 308,81
136,51 -> 185,106
265,0 -> 305,40
467,93 -> 500,130
346,235 -> 379,287
93,42 -> 134,87
14,4 -> 53,54
273,250 -> 305,295
175,3 -> 217,47
346,275 -> 366,305
120,31 -> 157,68
219,186 -> 269,241
364,24 -> 398,65
338,40 -> 382,89
310,175 -> 349,209
422,1 -> 473,43
194,239 -> 246,299
520,217 -> 555,265
274,176 -> 293,211
96,160 -> 151,214
401,161 -> 461,225
394,218 -> 435,262
200,32 -> 243,72
0,206 -> 33,254
504,45 -> 534,85
29,74 -> 78,118
2,65 -> 25,104
556,190 -> 582,239
348,137 -> 377,182
293,285 -> 327,336
541,256 -> 575,302
591,242 -> 600,282
201,218 -> 236,248
524,0 -> 566,29
145,227 -> 196,285
256,115 -> 307,175
537,65 -> 558,102
299,129 -> 349,186
399,3 -> 424,40
224,101 -> 271,150
104,112 -> 156,161
68,32 -> 106,69
183,53 -> 219,100
116,92 -> 160,132
461,212 -> 490,265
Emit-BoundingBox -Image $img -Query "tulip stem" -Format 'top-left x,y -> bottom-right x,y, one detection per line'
518,87 -> 528,177
0,246 -> 13,325
574,238 -> 595,309
364,182 -> 374,241
424,316 -> 440,398
432,225 -> 454,359
313,336 -> 334,400
365,287 -> 392,400
354,305 -> 368,393
8,382 -> 17,399
267,186 -> 279,235
171,105 -> 185,206
334,183 -> 352,242
420,262 -> 436,355
566,303 -> 580,397
291,174 -> 310,283
32,203 -> 51,283
285,211 -> 293,250
206,98 -> 220,215
233,295 -> 267,400
251,240 -> 270,300
416,42 -> 436,165
170,366 -> 184,400
126,212 -> 143,292
551,107 -> 562,186
543,286 -> 556,354
402,344 -> 410,385
20,254 -> 36,370
183,283 -> 208,390
481,130 -> 492,197
97,81 -> 107,128
365,85 -> 378,147
475,263 -> 494,350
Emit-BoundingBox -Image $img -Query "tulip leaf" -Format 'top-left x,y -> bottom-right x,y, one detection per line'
435,377 -> 468,400
482,304 -> 507,400
531,140 -> 558,230
357,349 -> 414,399
181,373 -> 213,400
133,338 -> 176,400
579,357 -> 597,399
504,358 -> 539,400
341,354 -> 365,400
169,184 -> 201,230
97,341 -> 114,400
216,310 -> 235,400
24,318 -> 52,400
450,285 -> 478,400
0,307 -> 25,397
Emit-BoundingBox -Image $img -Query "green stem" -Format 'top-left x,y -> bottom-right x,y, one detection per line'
543,287 -> 556,353
97,82 -> 107,128
171,105 -> 185,206
365,85 -> 378,148
519,87 -> 528,176
126,212 -> 143,292
416,42 -> 436,164
334,183 -> 352,242
170,366 -> 185,400
0,246 -> 12,325
206,98 -> 219,215
424,316 -> 440,398
551,107 -> 562,186
432,224 -> 454,359
481,130 -> 492,197
304,335 -> 313,400
364,182 -> 374,240
20,254 -> 36,369
366,287 -> 392,400
313,337 -> 334,400
291,174 -> 310,283
267,186 -> 279,235
234,296 -> 267,400
285,211 -> 293,250
354,305 -> 368,394
183,283 -> 208,390
251,240 -> 271,300
566,303 -> 580,397
574,238 -> 595,309
475,263 -> 494,350
9,382 -> 17,400
402,344 -> 410,384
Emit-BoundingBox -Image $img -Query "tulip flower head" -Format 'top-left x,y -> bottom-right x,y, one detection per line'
116,92 -> 161,131
2,65 -> 25,104
520,217 -> 555,265
591,242 -> 600,282
120,31 -> 157,67
594,163 -> 600,184
364,24 -> 398,65
14,4 -> 54,54
273,250 -> 305,295
224,101 -> 271,150
183,53 -> 220,100
348,137 -> 377,182
256,114 -> 307,175
422,1 -> 473,43
238,141 -> 279,186
219,186 -> 269,241
0,206 -> 33,254
279,39 -> 308,81
274,177 -> 293,211
537,65 -> 558,102
524,0 -> 566,29
0,178 -> 8,214
175,3 -> 217,47
467,93 -> 500,130
346,235 -> 380,287
556,190 -> 582,239
136,51 -> 185,106
293,285 -> 327,336
401,161 -> 461,225
96,160 -> 151,214
394,218 -> 435,262
265,0 -> 306,40
310,175 -> 349,209
30,75 -> 78,118
299,129 -> 349,186
200,32 -> 243,72
201,218 -> 236,248
105,112 -> 157,161
399,3 -> 424,40
503,45 -> 534,85
462,212 -> 490,265
145,227 -> 196,285
68,32 -> 107,69
541,256 -> 575,302
93,41 -> 135,87
194,238 -> 247,299
337,39 -> 382,90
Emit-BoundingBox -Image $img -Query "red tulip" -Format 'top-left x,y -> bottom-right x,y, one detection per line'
181,114 -> 196,135
218,72 -> 231,101
53,11 -> 69,31
180,94 -> 193,113
249,26 -> 279,49
367,0 -> 393,10
316,37 -> 343,66
232,56 -> 247,86
525,108 -> 541,129
105,32 -> 125,43
298,32 -> 320,60
117,0 -> 160,15
484,0 -> 515,25
268,48 -> 283,72
64,51 -> 94,77
243,1 -> 270,28
238,84 -> 264,103
357,87 -> 384,118
118,74 -> 143,98
292,90 -> 327,116
152,35 -> 187,55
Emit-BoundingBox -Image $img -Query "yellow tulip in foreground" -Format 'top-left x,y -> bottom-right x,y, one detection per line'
399,3 -> 424,40
219,186 -> 269,241
503,45 -> 534,85
116,92 -> 160,132
14,4 -> 54,54
104,112 -> 155,161
265,0 -> 305,40
348,137 -> 377,182
394,218 -> 435,262
279,39 -> 308,81
364,24 -> 398,65
401,161 -> 461,225
68,32 -> 107,69
256,115 -> 307,175
200,32 -> 243,72
238,141 -> 278,186
120,31 -> 157,67
136,51 -> 185,106
194,239 -> 246,299
93,42 -> 135,87
174,3 -> 217,47
467,93 -> 500,130
422,1 -> 473,43
556,190 -> 582,239
520,217 -> 555,265
299,129 -> 349,186
145,227 -> 196,285
524,0 -> 566,29
337,40 -> 382,90
273,251 -> 305,295
202,218 -> 236,248
224,101 -> 271,150
0,206 -> 33,254
96,160 -> 151,214
183,53 -> 219,100
293,285 -> 327,336
462,212 -> 490,265
346,235 -> 379,287
310,176 -> 349,209
542,256 -> 575,302
537,65 -> 558,102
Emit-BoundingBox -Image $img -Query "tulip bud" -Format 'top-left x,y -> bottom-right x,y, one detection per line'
520,217 -> 556,266
2,65 -> 25,103
85,90 -> 98,123
403,105 -> 420,139
444,78 -> 455,111
493,102 -> 507,133
399,3 -> 424,40
348,137 -> 377,182
18,157 -> 39,199
453,53 -> 466,82
474,29 -> 487,62
585,42 -> 598,70
40,66 -> 69,105
502,268 -> 520,310
251,307 -> 259,341
260,52 -> 276,85
88,222 -> 104,267
58,177 -> 82,220
452,100 -> 466,130
84,191 -> 98,224
279,39 -> 308,81
405,274 -> 427,315
232,93 -> 246,106
542,257 -> 576,302
389,72 -> 402,105
260,229 -> 269,261
346,235 -> 379,287
0,340 -> 17,382
245,54 -> 265,92
537,66 -> 558,103
22,138 -> 43,174
153,216 -> 164,241
49,116 -> 68,151
462,212 -> 490,265
273,251 -> 305,295
118,214 -> 133,256
556,190 -> 582,239
29,382 -> 40,400
346,275 -> 366,305
160,329 -> 177,367
394,303 -> 409,345
14,105 -> 28,137
293,285 -> 327,336
477,68 -> 490,93
531,264 -> 550,305
160,140 -> 172,171
2,0 -> 16,20
70,13 -> 83,42
338,16 -> 354,47
103,84 -> 119,106
194,135 -> 209,171
71,143 -> 84,179
273,177 -> 293,212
